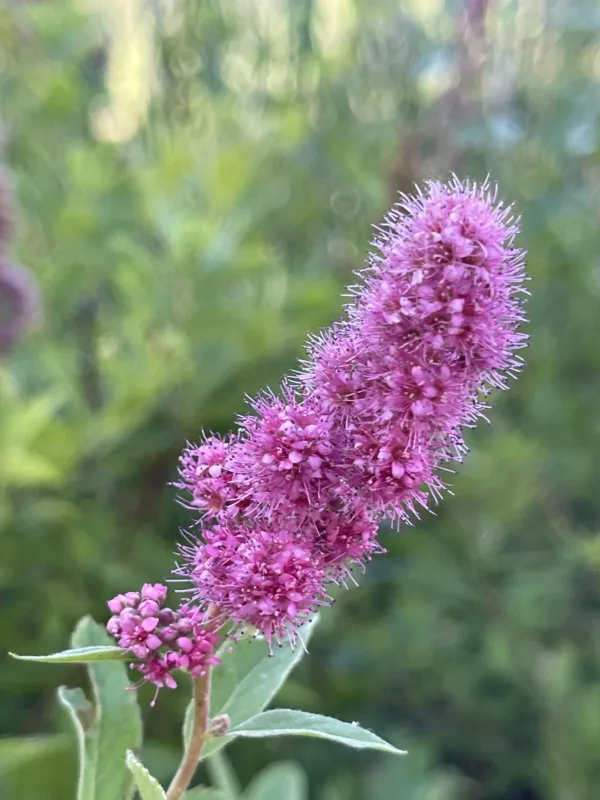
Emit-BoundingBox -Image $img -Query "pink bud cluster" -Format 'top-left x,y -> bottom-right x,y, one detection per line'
173,179 -> 527,651
106,583 -> 220,701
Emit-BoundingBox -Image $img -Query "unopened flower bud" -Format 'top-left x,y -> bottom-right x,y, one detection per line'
208,714 -> 230,738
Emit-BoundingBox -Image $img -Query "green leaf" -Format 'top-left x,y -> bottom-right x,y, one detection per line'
245,762 -> 308,800
125,751 -> 167,800
58,686 -> 95,730
187,616 -> 319,757
228,710 -> 407,756
184,790 -> 224,800
9,646 -> 127,663
217,616 -> 320,725
0,734 -> 76,800
58,616 -> 143,800
57,688 -> 97,800
206,751 -> 241,799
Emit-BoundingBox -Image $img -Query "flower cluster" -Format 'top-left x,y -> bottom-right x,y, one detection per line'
172,178 -> 527,648
108,178 -> 528,681
181,522 -> 332,648
303,179 -> 527,520
176,433 -> 239,515
107,583 -> 220,701
232,390 -> 339,517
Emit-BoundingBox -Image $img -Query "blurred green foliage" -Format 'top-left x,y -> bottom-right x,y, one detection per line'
1,0 -> 600,798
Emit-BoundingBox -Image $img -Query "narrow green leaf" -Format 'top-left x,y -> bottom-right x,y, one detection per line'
206,751 -> 241,799
58,616 -> 143,800
245,762 -> 307,800
9,646 -> 127,663
229,710 -> 407,756
125,751 -> 167,800
190,616 -> 319,757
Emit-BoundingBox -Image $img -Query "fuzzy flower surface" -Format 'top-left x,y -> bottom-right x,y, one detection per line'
306,178 -> 526,517
231,388 -> 339,518
127,178 -> 527,661
176,433 -> 239,516
180,522 -> 331,649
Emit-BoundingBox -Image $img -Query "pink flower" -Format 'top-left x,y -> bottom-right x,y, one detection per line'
181,523 -> 330,651
307,178 -> 526,515
232,388 -> 338,517
176,434 -> 239,516
309,502 -> 383,569
303,327 -> 366,412
356,178 -> 526,387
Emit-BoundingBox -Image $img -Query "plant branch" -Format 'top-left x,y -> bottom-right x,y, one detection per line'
166,667 -> 212,800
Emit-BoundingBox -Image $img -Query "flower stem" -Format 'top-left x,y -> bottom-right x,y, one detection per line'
166,667 -> 212,800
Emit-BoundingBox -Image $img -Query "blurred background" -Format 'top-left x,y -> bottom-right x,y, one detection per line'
1,0 -> 600,798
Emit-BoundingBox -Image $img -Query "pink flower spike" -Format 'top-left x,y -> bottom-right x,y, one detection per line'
170,178 -> 526,656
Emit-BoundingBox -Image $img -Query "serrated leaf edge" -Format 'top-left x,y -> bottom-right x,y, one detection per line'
125,750 -> 167,800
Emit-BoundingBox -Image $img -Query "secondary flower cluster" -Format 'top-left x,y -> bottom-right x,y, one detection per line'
106,583 -> 220,702
0,134 -> 39,355
175,178 -> 527,648
107,178 -> 527,692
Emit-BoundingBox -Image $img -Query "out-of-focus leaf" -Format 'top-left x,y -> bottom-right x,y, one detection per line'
184,790 -> 224,800
244,761 -> 308,800
206,751 -> 242,799
365,735 -> 465,800
0,734 -> 76,800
